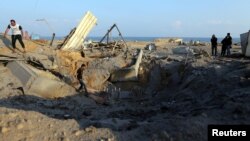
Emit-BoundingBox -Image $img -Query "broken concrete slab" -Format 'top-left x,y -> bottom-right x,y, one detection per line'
25,52 -> 57,70
28,66 -> 61,81
87,55 -> 129,73
0,57 -> 25,61
7,61 -> 76,98
110,49 -> 143,82
172,46 -> 195,55
28,77 -> 76,99
167,55 -> 185,62
240,31 -> 250,57
145,43 -> 156,51
61,11 -> 97,51
154,38 -> 183,44
7,61 -> 37,87
150,51 -> 168,59
82,69 -> 110,90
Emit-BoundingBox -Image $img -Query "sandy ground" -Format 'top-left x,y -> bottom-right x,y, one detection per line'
0,36 -> 250,141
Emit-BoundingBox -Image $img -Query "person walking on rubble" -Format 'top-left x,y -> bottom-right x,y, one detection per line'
4,19 -> 26,53
210,34 -> 218,56
77,64 -> 88,94
225,33 -> 232,56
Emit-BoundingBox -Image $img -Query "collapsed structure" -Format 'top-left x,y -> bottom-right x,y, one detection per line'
0,11 -> 144,102
1,10 -> 246,105
7,61 -> 75,98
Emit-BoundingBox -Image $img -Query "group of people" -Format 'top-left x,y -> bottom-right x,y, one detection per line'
210,33 -> 232,57
2,19 -> 26,53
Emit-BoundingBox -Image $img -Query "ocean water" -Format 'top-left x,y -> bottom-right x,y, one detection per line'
42,36 -> 241,43
86,37 -> 241,43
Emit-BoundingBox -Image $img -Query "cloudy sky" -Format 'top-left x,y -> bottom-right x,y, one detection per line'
0,0 -> 249,38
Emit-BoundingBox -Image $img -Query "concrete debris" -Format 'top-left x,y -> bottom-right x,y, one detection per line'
7,61 -> 75,98
240,31 -> 250,57
0,17 -> 216,105
150,51 -> 168,60
172,46 -> 195,55
7,61 -> 37,87
0,57 -> 25,61
0,25 -> 248,141
145,43 -> 156,51
167,55 -> 184,62
110,49 -> 143,82
82,69 -> 110,90
25,52 -> 57,70
154,38 -> 183,44
28,77 -> 75,99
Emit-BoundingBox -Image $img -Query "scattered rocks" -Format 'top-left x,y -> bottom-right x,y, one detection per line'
1,127 -> 10,134
73,130 -> 82,136
167,55 -> 184,62
84,126 -> 97,133
16,123 -> 24,130
82,69 -> 110,90
172,46 -> 195,55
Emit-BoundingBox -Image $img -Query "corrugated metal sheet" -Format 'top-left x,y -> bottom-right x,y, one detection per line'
62,11 -> 97,51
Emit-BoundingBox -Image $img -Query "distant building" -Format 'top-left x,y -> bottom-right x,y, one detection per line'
31,34 -> 40,40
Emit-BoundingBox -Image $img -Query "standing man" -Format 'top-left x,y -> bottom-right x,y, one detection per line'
210,34 -> 218,56
4,19 -> 26,53
221,37 -> 226,56
225,33 -> 232,56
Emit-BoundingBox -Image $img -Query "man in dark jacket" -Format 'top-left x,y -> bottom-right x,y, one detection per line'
225,33 -> 232,56
221,38 -> 227,56
211,34 -> 218,56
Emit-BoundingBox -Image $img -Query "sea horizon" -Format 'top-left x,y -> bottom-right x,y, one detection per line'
41,36 -> 241,43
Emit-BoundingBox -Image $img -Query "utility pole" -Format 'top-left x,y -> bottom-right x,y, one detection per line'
36,19 -> 56,46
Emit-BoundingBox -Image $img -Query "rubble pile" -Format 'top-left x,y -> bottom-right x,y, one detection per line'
0,11 -> 250,141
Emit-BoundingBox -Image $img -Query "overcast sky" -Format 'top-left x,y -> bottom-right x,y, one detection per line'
0,0 -> 249,38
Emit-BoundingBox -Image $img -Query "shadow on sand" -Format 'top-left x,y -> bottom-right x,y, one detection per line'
0,94 -> 102,129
